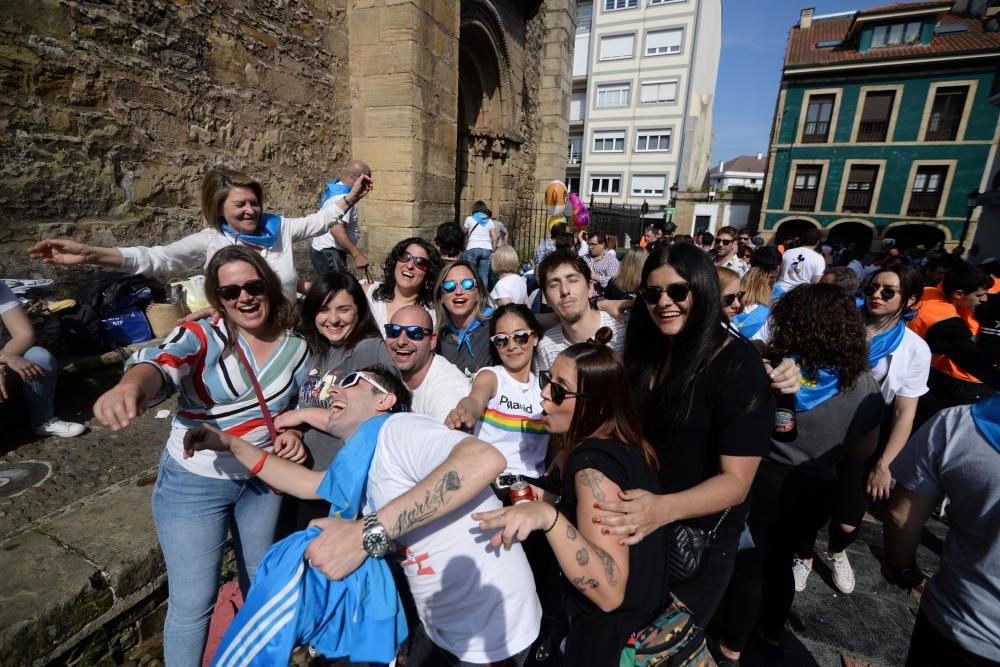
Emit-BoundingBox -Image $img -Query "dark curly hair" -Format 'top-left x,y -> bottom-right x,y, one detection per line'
768,283 -> 867,391
372,237 -> 442,307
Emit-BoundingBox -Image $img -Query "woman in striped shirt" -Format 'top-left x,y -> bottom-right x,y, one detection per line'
93,246 -> 312,667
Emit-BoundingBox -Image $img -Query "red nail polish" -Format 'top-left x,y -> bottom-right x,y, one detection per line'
593,502 -> 600,508
602,528 -> 609,535
592,517 -> 601,524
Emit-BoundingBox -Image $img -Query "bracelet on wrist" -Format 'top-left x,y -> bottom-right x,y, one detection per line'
250,451 -> 269,476
543,505 -> 560,533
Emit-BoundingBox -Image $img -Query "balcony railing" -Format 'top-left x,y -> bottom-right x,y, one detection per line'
842,189 -> 873,213
907,192 -> 942,217
857,119 -> 889,142
801,120 -> 830,143
926,114 -> 960,141
567,154 -> 581,165
790,189 -> 818,211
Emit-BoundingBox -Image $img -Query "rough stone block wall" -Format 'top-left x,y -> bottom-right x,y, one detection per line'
0,0 -> 351,288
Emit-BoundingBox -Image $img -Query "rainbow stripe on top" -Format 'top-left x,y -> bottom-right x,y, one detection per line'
480,408 -> 548,434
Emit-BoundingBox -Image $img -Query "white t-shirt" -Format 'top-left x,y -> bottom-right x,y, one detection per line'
871,327 -> 931,404
489,274 -> 528,305
473,366 -> 549,477
365,414 -> 541,662
365,283 -> 437,336
775,246 -> 825,292
312,194 -> 359,251
536,311 -> 627,371
411,355 -> 471,422
464,216 -> 495,251
717,254 -> 748,278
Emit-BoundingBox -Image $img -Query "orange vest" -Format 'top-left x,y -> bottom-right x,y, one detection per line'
908,286 -> 982,383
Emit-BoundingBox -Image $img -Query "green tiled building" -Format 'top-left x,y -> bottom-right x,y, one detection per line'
760,1 -> 1000,250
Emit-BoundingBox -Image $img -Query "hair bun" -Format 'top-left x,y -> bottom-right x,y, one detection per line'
590,326 -> 614,346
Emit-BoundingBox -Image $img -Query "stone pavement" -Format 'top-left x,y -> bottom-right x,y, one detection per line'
0,364 -> 946,666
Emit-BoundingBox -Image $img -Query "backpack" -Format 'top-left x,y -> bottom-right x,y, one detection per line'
60,272 -> 165,354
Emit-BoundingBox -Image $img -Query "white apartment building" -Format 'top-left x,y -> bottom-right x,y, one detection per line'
708,153 -> 767,192
567,0 -> 722,206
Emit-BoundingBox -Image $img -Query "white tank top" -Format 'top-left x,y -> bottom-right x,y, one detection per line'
472,366 -> 550,477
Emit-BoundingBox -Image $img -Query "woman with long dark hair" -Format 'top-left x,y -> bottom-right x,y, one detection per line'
473,332 -> 667,665
592,243 -> 774,627
366,237 -> 442,333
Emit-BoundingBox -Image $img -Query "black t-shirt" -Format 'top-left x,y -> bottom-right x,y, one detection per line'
636,335 -> 774,529
977,293 -> 1000,362
559,438 -> 668,664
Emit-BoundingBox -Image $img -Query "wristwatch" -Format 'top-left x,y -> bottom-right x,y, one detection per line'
361,512 -> 390,558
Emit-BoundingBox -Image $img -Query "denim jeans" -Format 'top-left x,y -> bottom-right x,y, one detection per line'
20,346 -> 57,426
463,247 -> 493,287
151,449 -> 282,667
310,246 -> 349,278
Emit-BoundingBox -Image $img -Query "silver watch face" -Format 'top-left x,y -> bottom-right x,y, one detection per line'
362,524 -> 390,557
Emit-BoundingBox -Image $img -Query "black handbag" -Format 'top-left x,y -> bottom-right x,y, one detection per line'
664,508 -> 730,584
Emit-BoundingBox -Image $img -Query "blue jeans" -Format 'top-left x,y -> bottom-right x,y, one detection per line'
19,346 -> 57,426
463,247 -> 492,287
310,246 -> 349,278
151,450 -> 282,667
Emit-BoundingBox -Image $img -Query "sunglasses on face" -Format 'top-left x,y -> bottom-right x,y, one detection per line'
539,370 -> 588,406
864,284 -> 898,301
217,279 -> 267,301
639,282 -> 691,305
397,251 -> 431,271
384,323 -> 434,341
739,237 -> 750,242
338,371 -> 390,394
442,277 -> 477,293
722,291 -> 744,307
714,239 -> 734,247
491,330 -> 532,349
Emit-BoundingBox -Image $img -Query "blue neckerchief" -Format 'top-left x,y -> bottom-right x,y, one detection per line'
472,211 -> 490,227
221,212 -> 282,249
448,317 -> 485,356
792,356 -> 841,412
868,319 -> 906,370
732,305 -> 770,339
855,295 -> 866,309
971,394 -> 1000,454
320,179 -> 352,207
316,413 -> 390,518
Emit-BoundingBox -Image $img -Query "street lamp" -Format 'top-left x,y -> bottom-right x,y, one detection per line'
960,188 -> 981,247
667,181 -> 679,226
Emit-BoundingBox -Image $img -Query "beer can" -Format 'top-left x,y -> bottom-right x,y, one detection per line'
509,481 -> 535,505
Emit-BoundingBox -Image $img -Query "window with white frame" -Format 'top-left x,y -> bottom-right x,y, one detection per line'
649,0 -> 684,4
631,175 -> 666,197
593,130 -> 626,153
870,21 -> 922,48
596,83 -> 630,108
599,34 -> 635,60
605,0 -> 637,10
590,174 -> 621,195
645,28 -> 682,56
635,128 -> 672,151
640,79 -> 678,104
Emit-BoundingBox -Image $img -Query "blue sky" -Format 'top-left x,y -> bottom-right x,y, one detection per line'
712,0 -> 866,163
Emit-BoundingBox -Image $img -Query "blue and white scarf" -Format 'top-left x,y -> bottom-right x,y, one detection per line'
867,319 -> 906,370
472,211 -> 490,227
971,394 -> 1000,455
320,178 -> 352,207
732,305 -> 770,339
793,357 -> 841,412
222,212 -> 282,249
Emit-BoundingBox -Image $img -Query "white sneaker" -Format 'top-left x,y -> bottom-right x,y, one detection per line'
792,557 -> 813,592
33,418 -> 86,438
829,550 -> 855,594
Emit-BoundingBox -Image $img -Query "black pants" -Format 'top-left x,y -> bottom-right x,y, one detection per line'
906,608 -> 1000,667
670,519 -> 742,627
793,454 -> 868,558
714,460 -> 836,651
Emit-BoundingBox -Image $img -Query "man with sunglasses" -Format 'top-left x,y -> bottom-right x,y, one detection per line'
713,226 -> 748,278
310,159 -> 373,277
187,365 -> 541,665
385,305 -> 471,422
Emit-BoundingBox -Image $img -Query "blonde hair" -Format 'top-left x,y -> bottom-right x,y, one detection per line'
491,245 -> 520,275
611,246 -> 647,294
716,266 -> 740,289
201,168 -> 264,231
740,266 -> 776,307
433,260 -> 494,331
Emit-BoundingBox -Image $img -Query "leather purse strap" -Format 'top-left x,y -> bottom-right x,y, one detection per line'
234,341 -> 279,443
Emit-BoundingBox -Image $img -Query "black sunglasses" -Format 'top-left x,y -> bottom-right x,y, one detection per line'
384,323 -> 434,341
539,370 -> 587,406
738,236 -> 750,242
722,291 -> 744,307
639,282 -> 691,305
397,251 -> 431,271
442,277 -> 477,293
217,279 -> 268,301
714,239 -> 734,247
864,284 -> 897,301
491,330 -> 532,349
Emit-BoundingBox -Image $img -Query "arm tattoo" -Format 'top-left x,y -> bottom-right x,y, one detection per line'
593,544 -> 618,586
390,470 -> 463,539
572,576 -> 599,590
566,522 -> 577,540
577,469 -> 607,502
576,548 -> 589,565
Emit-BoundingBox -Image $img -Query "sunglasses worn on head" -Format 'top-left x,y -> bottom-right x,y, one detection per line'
722,291 -> 744,307
864,284 -> 897,301
442,277 -> 477,293
217,279 -> 268,301
384,323 -> 434,341
398,251 -> 431,271
715,238 -> 734,246
539,370 -> 587,406
640,282 -> 691,305
491,330 -> 532,349
338,371 -> 389,394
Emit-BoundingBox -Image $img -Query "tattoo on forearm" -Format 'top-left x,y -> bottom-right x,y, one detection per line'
576,548 -> 589,565
390,470 -> 463,539
572,576 -> 599,590
593,545 -> 618,586
578,469 -> 607,502
566,523 -> 577,540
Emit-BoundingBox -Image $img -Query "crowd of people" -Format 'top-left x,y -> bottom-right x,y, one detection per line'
12,164 -> 999,667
